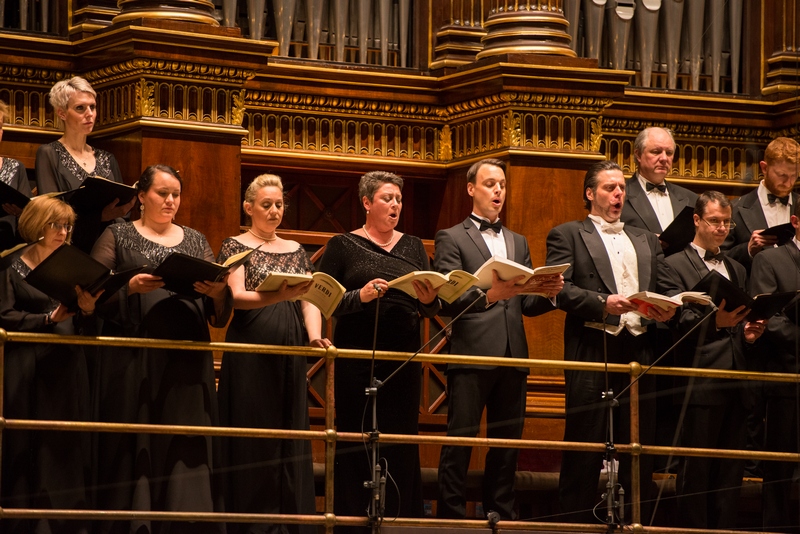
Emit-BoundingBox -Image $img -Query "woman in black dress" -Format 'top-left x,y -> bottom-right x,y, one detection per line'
217,173 -> 330,534
91,164 -> 231,534
0,196 -> 101,534
35,76 -> 135,252
0,99 -> 32,250
318,171 -> 440,531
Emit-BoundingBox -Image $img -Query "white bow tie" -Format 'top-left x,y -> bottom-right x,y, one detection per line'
600,221 -> 625,234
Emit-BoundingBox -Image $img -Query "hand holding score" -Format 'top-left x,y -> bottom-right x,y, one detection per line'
714,298 -> 750,329
411,278 -> 440,305
748,229 -> 778,257
101,195 -> 137,222
743,319 -> 766,343
274,279 -> 313,302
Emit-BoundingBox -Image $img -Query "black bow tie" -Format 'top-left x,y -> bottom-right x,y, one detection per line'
470,214 -> 502,233
768,193 -> 790,206
645,181 -> 667,193
704,250 -> 725,263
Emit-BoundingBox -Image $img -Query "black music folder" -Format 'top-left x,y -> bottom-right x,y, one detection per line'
58,176 -> 137,214
760,222 -> 795,246
150,247 -> 254,298
0,180 -> 31,211
25,244 -> 146,310
660,205 -> 696,257
692,270 -> 798,321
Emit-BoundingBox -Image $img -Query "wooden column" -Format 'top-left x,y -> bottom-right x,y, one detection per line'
762,0 -> 800,95
478,0 -> 576,59
113,0 -> 219,26
430,0 -> 487,70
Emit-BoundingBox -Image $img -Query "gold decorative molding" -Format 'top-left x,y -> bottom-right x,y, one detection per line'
246,90 -> 446,122
502,110 -> 521,147
83,59 -> 255,86
243,112 -> 440,161
589,117 -> 602,152
439,124 -> 453,161
136,78 -> 155,118
232,90 -> 246,126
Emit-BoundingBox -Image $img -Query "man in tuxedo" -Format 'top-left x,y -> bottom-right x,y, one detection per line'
722,136 -> 800,272
546,160 -> 674,524
621,127 -> 698,474
621,127 -> 698,245
660,191 -> 764,529
722,136 -> 800,479
750,201 -> 800,533
435,158 -> 564,520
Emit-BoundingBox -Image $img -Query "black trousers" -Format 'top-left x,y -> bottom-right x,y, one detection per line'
558,328 -> 656,525
437,365 -> 527,519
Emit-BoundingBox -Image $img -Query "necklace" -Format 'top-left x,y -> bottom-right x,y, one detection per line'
61,139 -> 92,168
249,228 -> 277,242
363,225 -> 394,247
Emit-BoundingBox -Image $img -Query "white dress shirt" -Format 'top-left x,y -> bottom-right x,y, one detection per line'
470,213 -> 507,260
690,242 -> 730,280
585,215 -> 645,336
757,180 -> 792,229
638,174 -> 675,231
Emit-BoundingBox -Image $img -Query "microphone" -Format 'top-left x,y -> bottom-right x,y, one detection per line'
374,283 -> 382,294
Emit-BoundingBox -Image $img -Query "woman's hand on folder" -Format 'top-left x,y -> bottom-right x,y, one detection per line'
128,273 -> 165,295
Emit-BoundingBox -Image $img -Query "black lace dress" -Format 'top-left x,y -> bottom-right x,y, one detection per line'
0,157 -> 31,250
0,256 -> 95,534
318,233 -> 440,532
35,141 -> 124,252
216,239 -> 317,534
91,223 -> 231,534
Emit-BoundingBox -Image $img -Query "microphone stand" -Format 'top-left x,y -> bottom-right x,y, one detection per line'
612,302 -> 718,527
363,290 -> 485,533
598,306 -> 624,532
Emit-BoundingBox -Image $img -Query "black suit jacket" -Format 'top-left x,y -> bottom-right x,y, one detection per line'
722,188 -> 799,271
545,217 -> 665,364
750,244 -> 800,385
621,174 -> 698,234
660,245 -> 748,405
434,218 -> 555,372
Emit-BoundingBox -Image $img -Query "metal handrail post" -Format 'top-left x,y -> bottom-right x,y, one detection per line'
324,344 -> 337,533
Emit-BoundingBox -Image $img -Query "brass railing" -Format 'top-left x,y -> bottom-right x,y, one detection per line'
0,329 -> 798,533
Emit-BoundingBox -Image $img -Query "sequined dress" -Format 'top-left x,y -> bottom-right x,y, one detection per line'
217,239 -> 317,534
318,233 -> 440,532
0,156 -> 31,250
0,255 -> 94,534
35,141 -> 124,252
91,222 -> 230,534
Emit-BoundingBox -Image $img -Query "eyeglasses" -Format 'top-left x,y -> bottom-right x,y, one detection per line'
46,222 -> 74,233
701,218 -> 736,230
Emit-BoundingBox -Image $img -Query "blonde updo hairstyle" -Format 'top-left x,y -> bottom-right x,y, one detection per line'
18,196 -> 76,244
243,174 -> 287,225
0,99 -> 8,125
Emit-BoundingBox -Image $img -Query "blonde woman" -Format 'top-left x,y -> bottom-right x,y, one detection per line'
217,174 -> 328,534
35,76 -> 135,252
0,196 -> 100,534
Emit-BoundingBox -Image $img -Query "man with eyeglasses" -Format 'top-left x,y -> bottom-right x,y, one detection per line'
659,191 -> 765,530
749,199 -> 800,532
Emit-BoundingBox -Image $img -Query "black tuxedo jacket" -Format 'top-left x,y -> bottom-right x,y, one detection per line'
750,243 -> 800,382
433,217 -> 555,372
722,188 -> 799,271
546,217 -> 666,364
621,174 -> 698,234
661,245 -> 748,405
